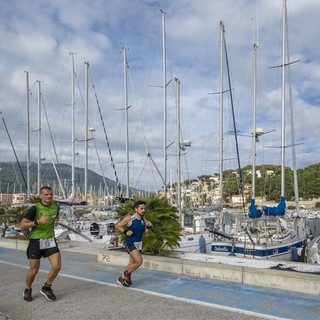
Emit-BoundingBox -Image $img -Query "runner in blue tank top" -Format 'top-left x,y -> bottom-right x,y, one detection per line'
116,200 -> 152,287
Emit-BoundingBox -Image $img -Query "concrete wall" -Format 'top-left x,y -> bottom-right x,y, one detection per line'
0,238 -> 70,250
98,249 -> 320,295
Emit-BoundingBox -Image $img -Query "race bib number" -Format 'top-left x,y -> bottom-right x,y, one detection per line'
39,238 -> 56,249
134,241 -> 142,251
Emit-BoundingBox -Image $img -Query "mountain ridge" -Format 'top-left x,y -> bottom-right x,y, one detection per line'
0,161 -> 124,196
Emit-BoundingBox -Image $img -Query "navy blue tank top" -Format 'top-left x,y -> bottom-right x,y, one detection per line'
124,214 -> 146,245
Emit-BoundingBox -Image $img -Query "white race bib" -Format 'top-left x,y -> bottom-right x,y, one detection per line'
39,238 -> 56,249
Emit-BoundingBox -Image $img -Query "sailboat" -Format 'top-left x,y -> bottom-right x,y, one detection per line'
175,20 -> 243,254
209,0 -> 310,260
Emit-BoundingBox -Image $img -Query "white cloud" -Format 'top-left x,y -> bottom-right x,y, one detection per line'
0,0 -> 319,194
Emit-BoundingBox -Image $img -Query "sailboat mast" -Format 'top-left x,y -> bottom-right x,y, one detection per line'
70,52 -> 76,199
175,78 -> 182,221
84,61 -> 89,202
252,43 -> 258,200
248,38 -> 263,219
123,47 -> 130,199
161,9 -> 167,195
25,71 -> 31,198
280,0 -> 287,198
37,80 -> 41,193
283,1 -> 300,212
286,27 -> 300,212
251,1 -> 260,203
219,21 -> 224,200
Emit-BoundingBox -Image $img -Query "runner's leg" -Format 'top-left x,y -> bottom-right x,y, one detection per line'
46,252 -> 61,285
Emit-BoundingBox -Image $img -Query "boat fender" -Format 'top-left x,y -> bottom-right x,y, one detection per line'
300,244 -> 307,262
90,222 -> 100,236
291,246 -> 299,261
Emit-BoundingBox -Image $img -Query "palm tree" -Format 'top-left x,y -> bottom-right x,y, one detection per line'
0,196 -> 57,238
116,195 -> 182,255
0,205 -> 28,237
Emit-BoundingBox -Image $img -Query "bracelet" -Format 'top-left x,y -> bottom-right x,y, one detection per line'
123,229 -> 127,235
34,220 -> 39,225
146,225 -> 152,229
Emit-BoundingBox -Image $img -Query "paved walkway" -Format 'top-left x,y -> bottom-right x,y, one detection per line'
0,242 -> 319,320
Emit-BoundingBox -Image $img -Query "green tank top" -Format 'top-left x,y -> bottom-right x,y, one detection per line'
30,202 -> 59,239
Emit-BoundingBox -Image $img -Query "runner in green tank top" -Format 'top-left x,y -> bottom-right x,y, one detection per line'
20,186 -> 61,302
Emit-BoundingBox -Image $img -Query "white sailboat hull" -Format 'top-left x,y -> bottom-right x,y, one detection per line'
210,218 -> 309,260
210,238 -> 306,260
175,232 -> 214,254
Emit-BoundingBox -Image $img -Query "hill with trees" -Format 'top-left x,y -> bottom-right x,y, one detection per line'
221,163 -> 320,202
0,161 -> 319,202
0,162 -> 127,197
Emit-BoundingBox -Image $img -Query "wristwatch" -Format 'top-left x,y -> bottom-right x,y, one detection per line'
34,220 -> 39,225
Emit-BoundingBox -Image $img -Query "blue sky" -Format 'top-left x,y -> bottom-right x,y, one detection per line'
0,0 -> 319,194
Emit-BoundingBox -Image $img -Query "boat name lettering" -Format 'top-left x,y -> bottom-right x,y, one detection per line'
213,246 -> 229,252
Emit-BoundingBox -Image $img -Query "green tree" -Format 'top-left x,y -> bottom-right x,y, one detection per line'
116,195 -> 182,255
0,205 -> 28,237
224,172 -> 239,198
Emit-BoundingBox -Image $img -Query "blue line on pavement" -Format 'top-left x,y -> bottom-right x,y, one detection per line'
1,247 -> 319,320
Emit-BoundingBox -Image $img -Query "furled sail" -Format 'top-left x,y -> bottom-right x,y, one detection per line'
262,196 -> 286,216
248,198 -> 263,218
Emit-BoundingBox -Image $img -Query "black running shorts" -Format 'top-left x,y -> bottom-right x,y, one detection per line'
124,243 -> 142,253
26,239 -> 60,259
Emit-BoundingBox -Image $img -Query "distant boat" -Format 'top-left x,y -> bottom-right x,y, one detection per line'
57,195 -> 87,206
209,215 -> 309,260
305,235 -> 320,264
55,206 -> 118,245
174,211 -> 218,254
62,220 -> 117,244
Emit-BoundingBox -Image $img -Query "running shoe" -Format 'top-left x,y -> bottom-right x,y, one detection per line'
124,270 -> 132,286
23,288 -> 32,302
40,286 -> 56,301
117,276 -> 130,287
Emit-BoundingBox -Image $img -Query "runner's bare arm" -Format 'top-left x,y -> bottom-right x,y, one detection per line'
115,215 -> 131,233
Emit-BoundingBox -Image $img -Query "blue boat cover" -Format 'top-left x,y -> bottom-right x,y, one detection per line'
262,196 -> 286,216
248,198 -> 263,218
